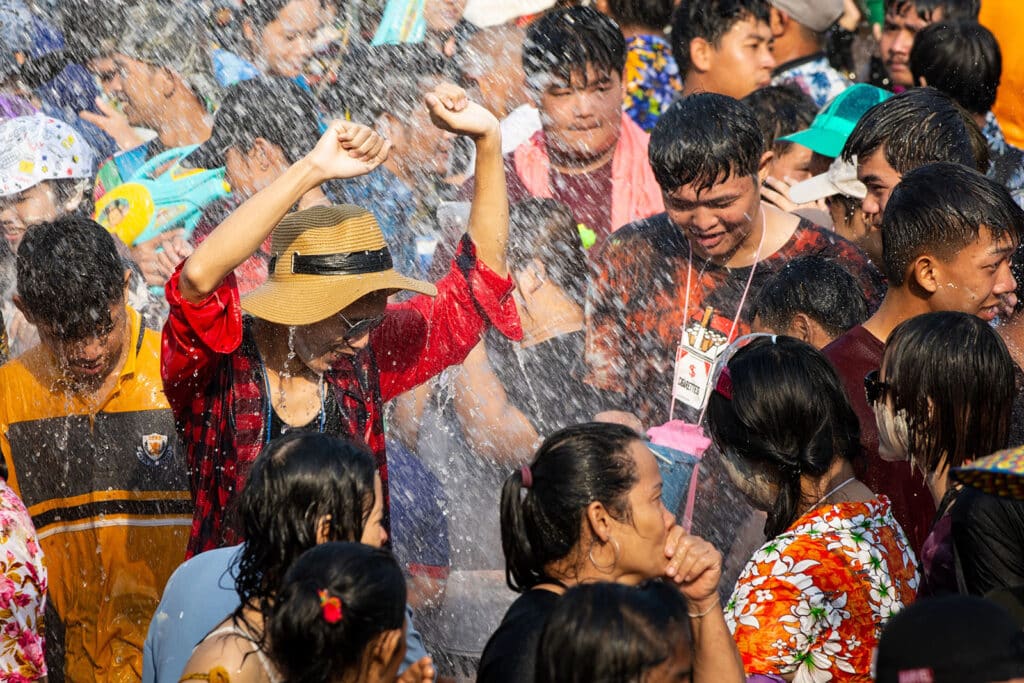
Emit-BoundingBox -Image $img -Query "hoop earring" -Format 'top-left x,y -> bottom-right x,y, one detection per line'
588,537 -> 620,573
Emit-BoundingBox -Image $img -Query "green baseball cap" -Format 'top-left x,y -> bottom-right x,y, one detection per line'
778,84 -> 893,158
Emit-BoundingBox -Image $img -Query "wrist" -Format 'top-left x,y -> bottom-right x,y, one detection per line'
687,596 -> 720,618
293,156 -> 327,191
473,123 -> 502,147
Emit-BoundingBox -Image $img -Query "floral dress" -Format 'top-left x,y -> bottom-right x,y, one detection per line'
725,498 -> 918,683
0,480 -> 46,681
622,34 -> 683,132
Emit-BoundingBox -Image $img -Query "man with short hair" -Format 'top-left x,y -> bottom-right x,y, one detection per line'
877,0 -> 979,89
585,93 -> 882,426
825,162 -> 1021,553
671,0 -> 776,100
767,0 -> 851,107
0,217 -> 191,681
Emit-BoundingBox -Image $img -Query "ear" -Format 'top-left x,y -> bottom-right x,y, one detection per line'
369,628 -> 405,672
769,7 -> 787,37
758,150 -> 775,182
786,312 -> 815,344
689,37 -> 714,74
155,66 -> 177,98
314,514 -> 333,544
585,500 -> 613,544
910,254 -> 940,294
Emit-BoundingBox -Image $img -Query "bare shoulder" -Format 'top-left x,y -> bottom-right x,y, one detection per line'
178,621 -> 269,683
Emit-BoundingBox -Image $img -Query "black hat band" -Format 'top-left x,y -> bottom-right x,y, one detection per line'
269,247 -> 394,276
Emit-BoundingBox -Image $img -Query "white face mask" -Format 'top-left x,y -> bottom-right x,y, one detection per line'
874,401 -> 910,462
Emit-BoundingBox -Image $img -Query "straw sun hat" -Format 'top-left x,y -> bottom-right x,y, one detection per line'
241,205 -> 437,326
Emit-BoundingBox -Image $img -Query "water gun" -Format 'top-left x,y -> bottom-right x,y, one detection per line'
93,145 -> 231,246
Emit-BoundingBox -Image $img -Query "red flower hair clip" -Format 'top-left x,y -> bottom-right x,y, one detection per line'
318,589 -> 343,624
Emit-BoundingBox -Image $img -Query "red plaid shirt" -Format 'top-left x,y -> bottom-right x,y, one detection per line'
162,237 -> 520,557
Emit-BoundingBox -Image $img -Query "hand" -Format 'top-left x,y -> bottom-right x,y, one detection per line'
840,0 -> 863,31
305,120 -> 391,183
663,527 -> 723,610
761,176 -> 826,215
397,656 -> 435,683
131,229 -> 194,287
79,97 -> 144,151
424,83 -> 499,141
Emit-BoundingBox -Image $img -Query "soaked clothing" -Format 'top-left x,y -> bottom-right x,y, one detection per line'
772,53 -> 851,108
951,485 -> 1024,596
477,588 -> 560,683
622,34 -> 683,132
585,213 -> 884,425
0,306 -> 192,683
162,237 -> 519,557
824,325 -> 937,554
726,498 -> 919,682
0,478 -> 47,681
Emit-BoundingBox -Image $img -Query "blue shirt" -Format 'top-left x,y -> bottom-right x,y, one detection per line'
142,545 -> 430,683
982,111 -> 1024,210
772,53 -> 852,109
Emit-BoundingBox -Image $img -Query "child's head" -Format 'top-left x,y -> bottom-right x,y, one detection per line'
267,542 -> 408,683
742,84 -> 818,183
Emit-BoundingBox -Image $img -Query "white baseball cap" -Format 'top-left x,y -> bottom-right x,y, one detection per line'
789,157 -> 867,204
0,114 -> 96,198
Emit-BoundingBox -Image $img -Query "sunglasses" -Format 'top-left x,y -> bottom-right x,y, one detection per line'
863,369 -> 892,407
338,312 -> 387,342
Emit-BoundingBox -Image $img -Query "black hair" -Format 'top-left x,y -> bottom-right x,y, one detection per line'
910,21 -> 1000,116
535,581 -> 691,683
232,432 -> 378,625
882,312 -> 1013,474
267,542 -> 407,683
508,199 -> 589,307
16,217 -> 125,339
741,84 -> 818,154
881,162 -> 1023,285
751,256 -> 869,339
601,0 -> 675,30
523,6 -> 626,89
841,87 -> 982,174
501,422 -> 640,592
670,0 -> 771,76
650,93 -> 764,193
884,0 -> 980,21
244,0 -> 323,31
706,337 -> 862,538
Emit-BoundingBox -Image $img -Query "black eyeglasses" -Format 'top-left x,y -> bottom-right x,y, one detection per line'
863,369 -> 892,407
339,312 -> 387,342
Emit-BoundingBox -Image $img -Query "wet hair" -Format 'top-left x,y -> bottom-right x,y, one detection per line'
885,0 -> 980,21
751,256 -> 869,339
232,432 -> 378,624
706,337 -> 862,538
245,0 -> 323,31
535,581 -> 691,683
881,162 -> 1024,285
670,0 -> 772,76
501,422 -> 640,592
741,84 -> 818,155
649,93 -> 764,193
523,6 -> 626,89
267,542 -> 407,683
600,0 -> 675,30
16,217 -> 124,339
910,21 -> 1000,116
841,87 -> 983,174
508,199 -> 589,307
882,312 -> 1013,475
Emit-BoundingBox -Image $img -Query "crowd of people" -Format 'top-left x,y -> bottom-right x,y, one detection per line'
2,0 -> 1024,681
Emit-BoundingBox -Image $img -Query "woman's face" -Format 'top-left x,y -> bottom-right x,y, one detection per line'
875,361 -> 911,463
609,441 -> 677,582
359,474 -> 388,548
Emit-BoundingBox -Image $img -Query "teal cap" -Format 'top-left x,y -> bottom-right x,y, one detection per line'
778,84 -> 893,158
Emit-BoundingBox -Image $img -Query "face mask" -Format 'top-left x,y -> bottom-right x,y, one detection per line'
874,401 -> 910,462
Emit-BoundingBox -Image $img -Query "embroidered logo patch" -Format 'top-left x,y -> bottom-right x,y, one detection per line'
136,433 -> 171,466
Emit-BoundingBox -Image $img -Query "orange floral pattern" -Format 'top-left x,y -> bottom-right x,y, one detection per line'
0,481 -> 46,682
725,498 -> 918,682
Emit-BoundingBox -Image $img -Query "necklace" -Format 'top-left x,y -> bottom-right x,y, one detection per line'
812,476 -> 857,509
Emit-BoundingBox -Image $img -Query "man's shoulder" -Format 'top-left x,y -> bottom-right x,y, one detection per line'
607,212 -> 676,245
823,325 -> 883,373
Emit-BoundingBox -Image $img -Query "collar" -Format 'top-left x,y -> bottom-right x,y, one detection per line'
772,51 -> 827,77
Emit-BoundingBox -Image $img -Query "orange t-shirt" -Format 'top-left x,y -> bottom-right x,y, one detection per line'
983,2 -> 1024,147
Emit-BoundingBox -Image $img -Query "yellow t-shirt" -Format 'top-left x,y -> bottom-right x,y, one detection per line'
0,307 -> 191,683
983,2 -> 1024,148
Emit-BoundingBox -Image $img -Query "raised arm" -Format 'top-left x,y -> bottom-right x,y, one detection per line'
425,84 -> 507,277
178,122 -> 390,303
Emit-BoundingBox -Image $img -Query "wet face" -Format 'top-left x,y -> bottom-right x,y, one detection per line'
700,17 -> 774,99
536,64 -> 624,164
857,148 -> 903,227
32,297 -> 130,387
359,474 -> 388,548
424,0 -> 468,33
609,441 -> 676,582
880,4 -> 937,87
462,34 -> 525,120
251,0 -> 323,78
923,225 -> 1016,323
90,54 -> 163,127
0,183 -> 63,252
769,143 -> 814,184
390,82 -> 456,178
663,173 -> 762,262
643,637 -> 693,683
290,291 -> 388,373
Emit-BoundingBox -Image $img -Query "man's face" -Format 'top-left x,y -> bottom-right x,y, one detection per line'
34,298 -> 130,387
256,0 -> 323,78
701,16 -> 775,99
924,226 -> 1016,323
857,148 -> 903,227
391,78 -> 456,178
880,3 -> 940,87
664,172 -> 762,262
90,54 -> 162,127
0,183 -> 63,253
462,36 -> 524,121
536,64 -> 623,164
424,0 -> 468,33
291,291 -> 388,373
